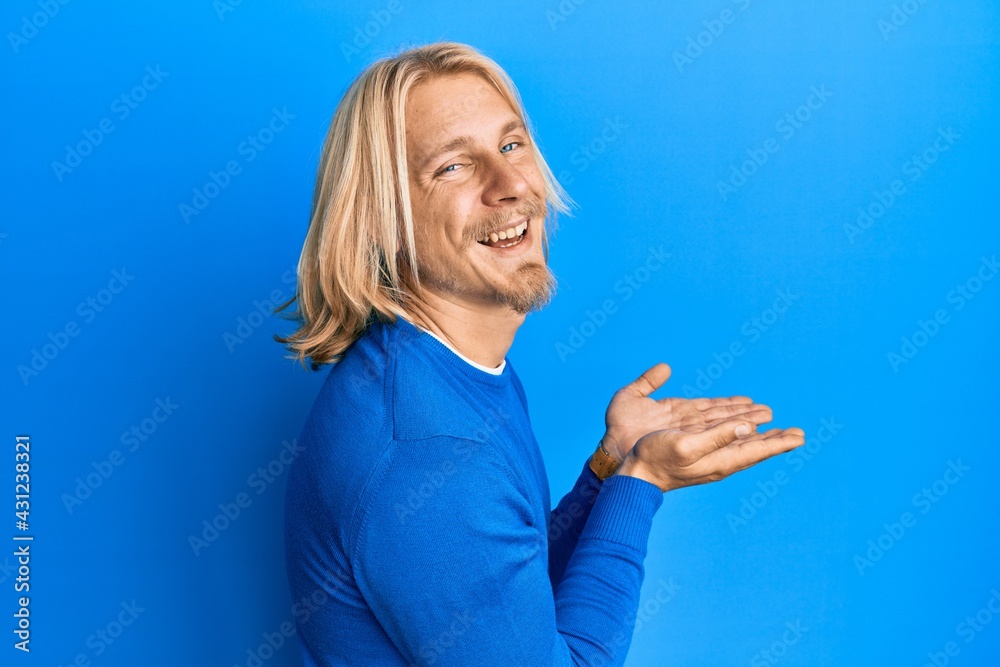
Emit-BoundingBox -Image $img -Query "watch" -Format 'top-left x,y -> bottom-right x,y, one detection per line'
588,438 -> 621,481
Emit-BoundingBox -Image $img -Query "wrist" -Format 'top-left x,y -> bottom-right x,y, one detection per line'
588,437 -> 623,481
615,455 -> 666,492
599,432 -> 626,464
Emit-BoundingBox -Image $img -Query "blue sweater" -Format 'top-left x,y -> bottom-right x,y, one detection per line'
284,315 -> 663,666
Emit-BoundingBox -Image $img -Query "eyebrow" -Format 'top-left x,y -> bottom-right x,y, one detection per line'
417,119 -> 526,171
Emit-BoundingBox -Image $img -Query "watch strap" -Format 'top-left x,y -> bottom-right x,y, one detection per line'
588,438 -> 621,481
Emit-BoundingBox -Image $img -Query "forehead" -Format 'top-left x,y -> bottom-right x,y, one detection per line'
404,72 -> 519,151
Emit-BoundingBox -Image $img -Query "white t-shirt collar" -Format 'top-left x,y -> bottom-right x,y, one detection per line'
406,318 -> 506,376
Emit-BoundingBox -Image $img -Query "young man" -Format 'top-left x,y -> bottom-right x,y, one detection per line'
279,42 -> 804,666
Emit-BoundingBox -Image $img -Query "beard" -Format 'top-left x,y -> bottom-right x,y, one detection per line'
403,200 -> 557,315
478,257 -> 556,314
411,237 -> 557,315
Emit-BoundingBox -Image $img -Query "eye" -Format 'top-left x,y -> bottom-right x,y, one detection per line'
436,163 -> 461,176
500,142 -> 520,154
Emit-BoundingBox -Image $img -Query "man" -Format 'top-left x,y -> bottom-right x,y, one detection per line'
279,42 -> 804,666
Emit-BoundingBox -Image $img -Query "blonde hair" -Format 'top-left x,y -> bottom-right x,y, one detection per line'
275,42 -> 572,369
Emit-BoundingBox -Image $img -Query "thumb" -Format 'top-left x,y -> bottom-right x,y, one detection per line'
629,362 -> 672,397
704,418 -> 756,453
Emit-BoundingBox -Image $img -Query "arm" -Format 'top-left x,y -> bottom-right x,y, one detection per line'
547,456 -> 602,592
546,362 -> 774,592
352,436 -> 662,667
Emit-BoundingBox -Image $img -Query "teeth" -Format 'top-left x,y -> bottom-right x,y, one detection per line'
477,218 -> 529,244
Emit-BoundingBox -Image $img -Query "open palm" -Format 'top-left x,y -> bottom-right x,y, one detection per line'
602,362 -> 774,461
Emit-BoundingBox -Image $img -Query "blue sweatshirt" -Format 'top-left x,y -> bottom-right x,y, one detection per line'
284,315 -> 663,666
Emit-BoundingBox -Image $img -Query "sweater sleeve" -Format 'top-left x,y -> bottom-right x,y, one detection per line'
351,436 -> 663,666
547,456 -> 604,592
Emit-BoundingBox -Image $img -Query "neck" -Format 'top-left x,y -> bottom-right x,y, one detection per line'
402,290 -> 523,370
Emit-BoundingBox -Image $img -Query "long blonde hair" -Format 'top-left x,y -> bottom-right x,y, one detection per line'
275,42 -> 572,369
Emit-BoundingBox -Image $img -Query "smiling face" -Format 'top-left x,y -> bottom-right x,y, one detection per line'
402,72 -> 555,316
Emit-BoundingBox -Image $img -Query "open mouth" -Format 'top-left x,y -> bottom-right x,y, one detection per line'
477,218 -> 529,249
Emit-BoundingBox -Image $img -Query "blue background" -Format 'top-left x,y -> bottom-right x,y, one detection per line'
2,0 -> 998,665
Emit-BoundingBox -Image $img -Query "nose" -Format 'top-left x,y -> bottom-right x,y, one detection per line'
480,151 -> 530,206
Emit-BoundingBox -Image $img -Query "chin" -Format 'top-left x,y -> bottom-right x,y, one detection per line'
496,262 -> 557,314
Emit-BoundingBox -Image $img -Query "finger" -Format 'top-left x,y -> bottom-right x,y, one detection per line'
628,362 -> 672,397
734,427 -> 804,443
689,396 -> 754,410
681,417 -> 759,460
705,428 -> 805,473
742,427 -> 784,439
704,408 -> 772,429
719,427 -> 784,448
701,403 -> 772,424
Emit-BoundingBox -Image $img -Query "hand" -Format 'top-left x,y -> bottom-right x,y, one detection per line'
602,362 -> 774,462
616,417 -> 805,493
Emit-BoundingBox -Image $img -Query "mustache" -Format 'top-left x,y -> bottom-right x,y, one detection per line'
469,198 -> 546,243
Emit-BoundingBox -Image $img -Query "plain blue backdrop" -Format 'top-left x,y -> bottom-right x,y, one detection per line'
2,0 -> 998,665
